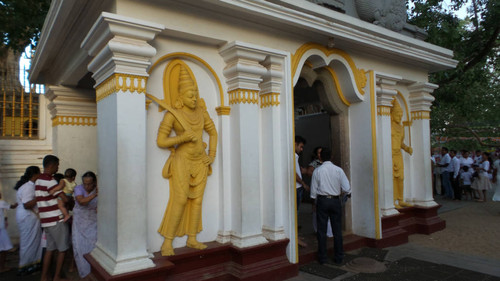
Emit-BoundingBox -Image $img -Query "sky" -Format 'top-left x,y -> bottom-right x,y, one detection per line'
443,0 -> 471,19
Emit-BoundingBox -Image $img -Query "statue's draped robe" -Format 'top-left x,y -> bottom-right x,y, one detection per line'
391,122 -> 405,180
157,104 -> 216,238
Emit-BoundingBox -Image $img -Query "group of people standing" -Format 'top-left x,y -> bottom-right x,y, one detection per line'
0,155 -> 98,281
295,136 -> 351,265
432,148 -> 500,202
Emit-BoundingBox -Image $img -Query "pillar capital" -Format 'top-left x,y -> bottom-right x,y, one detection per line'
45,86 -> 97,126
408,82 -> 438,112
219,41 -> 267,92
81,12 -> 164,86
375,72 -> 401,107
260,56 -> 283,91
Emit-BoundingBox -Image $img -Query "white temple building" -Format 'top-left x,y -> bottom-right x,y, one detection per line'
0,0 -> 456,280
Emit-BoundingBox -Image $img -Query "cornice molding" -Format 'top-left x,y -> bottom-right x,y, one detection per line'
203,0 -> 457,71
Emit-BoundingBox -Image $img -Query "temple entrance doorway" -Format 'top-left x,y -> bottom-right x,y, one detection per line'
294,75 -> 351,257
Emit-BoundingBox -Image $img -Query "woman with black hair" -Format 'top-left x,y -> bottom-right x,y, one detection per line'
14,166 -> 43,275
72,171 -> 98,280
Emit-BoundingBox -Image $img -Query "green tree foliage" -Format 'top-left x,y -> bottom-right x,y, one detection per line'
0,0 -> 51,55
407,0 -> 499,150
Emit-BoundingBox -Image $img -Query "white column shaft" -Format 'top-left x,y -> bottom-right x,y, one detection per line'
230,104 -> 268,247
217,114 -> 232,244
377,114 -> 399,217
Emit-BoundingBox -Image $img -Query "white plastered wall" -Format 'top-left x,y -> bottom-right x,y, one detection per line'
52,125 -> 97,183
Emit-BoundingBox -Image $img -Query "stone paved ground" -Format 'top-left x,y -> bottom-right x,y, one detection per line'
409,197 -> 500,260
1,194 -> 498,280
291,192 -> 500,280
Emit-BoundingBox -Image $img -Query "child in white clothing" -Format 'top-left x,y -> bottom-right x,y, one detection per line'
0,192 -> 17,273
461,166 -> 473,200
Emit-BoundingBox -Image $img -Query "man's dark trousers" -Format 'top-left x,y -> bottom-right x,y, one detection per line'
316,195 -> 343,264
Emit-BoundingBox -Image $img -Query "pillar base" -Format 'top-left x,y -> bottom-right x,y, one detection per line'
366,204 -> 445,248
398,204 -> 446,234
90,245 -> 155,276
368,213 -> 408,248
88,239 -> 297,281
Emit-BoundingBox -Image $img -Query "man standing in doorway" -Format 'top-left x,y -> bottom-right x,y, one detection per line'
310,148 -> 351,265
295,136 -> 309,247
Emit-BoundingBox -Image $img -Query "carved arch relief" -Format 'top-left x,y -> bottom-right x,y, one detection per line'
292,43 -> 367,105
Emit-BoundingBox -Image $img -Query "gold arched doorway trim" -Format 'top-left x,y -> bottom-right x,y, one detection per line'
396,91 -> 412,146
323,66 -> 351,107
149,52 -> 225,108
292,42 -> 367,95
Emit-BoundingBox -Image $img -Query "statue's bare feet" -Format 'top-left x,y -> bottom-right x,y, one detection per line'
161,240 -> 175,256
187,238 -> 207,250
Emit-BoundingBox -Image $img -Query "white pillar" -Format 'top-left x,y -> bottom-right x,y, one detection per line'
45,86 -> 97,176
375,73 -> 400,217
408,82 -> 438,207
215,105 -> 232,244
81,12 -> 163,275
219,41 -> 269,248
260,55 -> 287,241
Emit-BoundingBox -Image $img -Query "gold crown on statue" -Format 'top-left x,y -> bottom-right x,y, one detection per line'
178,65 -> 196,94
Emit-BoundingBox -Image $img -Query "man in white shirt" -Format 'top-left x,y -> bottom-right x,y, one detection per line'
431,148 -> 442,195
450,150 -> 461,200
310,148 -> 351,265
295,136 -> 309,247
295,136 -> 309,210
460,150 -> 474,170
438,147 -> 453,199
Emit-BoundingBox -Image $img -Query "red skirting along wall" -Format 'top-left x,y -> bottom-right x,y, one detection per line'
86,239 -> 298,281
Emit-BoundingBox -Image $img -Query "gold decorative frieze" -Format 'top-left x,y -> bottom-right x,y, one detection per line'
377,106 -> 391,116
411,111 -> 430,120
96,74 -> 148,102
260,92 -> 280,108
216,106 -> 231,115
52,116 -> 97,127
228,89 -> 259,105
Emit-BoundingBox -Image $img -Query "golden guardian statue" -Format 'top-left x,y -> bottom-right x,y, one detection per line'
155,60 -> 217,256
391,99 -> 412,208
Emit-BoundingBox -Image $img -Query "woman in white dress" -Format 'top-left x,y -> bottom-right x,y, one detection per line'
14,166 -> 43,275
473,152 -> 492,202
492,157 -> 500,201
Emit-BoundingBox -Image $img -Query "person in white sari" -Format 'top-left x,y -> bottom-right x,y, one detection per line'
472,152 -> 492,202
492,157 -> 500,201
14,166 -> 43,275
